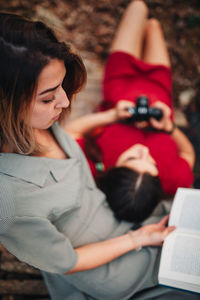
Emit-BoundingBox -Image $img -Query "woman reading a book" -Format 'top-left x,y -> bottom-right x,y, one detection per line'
66,0 -> 195,223
0,1 -> 198,299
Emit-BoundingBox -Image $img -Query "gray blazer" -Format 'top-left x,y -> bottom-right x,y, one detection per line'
0,123 -> 197,300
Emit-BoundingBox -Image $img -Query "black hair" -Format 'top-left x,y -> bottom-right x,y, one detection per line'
97,167 -> 162,223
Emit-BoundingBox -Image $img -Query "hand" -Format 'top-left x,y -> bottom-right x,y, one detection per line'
149,101 -> 173,132
131,215 -> 175,247
115,100 -> 135,120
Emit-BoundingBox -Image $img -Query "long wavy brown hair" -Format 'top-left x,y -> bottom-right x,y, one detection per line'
0,12 -> 86,155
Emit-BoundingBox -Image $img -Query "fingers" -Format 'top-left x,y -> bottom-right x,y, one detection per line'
159,215 -> 169,226
151,101 -> 171,119
149,102 -> 172,131
116,100 -> 135,119
152,101 -> 171,113
117,100 -> 135,109
159,215 -> 176,240
167,226 -> 176,233
153,225 -> 176,246
162,226 -> 176,239
149,117 -> 163,129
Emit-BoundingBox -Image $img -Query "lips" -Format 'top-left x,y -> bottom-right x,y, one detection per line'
52,113 -> 61,121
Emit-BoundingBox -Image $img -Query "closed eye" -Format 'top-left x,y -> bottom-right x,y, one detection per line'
126,156 -> 137,161
126,156 -> 157,167
43,94 -> 56,104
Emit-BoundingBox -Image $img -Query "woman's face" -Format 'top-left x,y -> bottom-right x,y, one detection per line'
29,59 -> 69,130
116,144 -> 158,176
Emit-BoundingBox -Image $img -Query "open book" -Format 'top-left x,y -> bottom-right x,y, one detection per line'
158,188 -> 200,294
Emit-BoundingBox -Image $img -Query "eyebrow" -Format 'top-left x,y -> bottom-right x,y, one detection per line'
38,84 -> 60,96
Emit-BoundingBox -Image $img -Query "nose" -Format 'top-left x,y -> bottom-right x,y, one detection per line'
140,147 -> 149,159
55,87 -> 70,109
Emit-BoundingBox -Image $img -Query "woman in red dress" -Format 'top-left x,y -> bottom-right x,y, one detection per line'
66,0 -> 195,223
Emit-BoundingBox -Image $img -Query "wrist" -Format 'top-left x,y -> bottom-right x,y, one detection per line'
128,231 -> 142,251
105,108 -> 118,123
165,122 -> 177,135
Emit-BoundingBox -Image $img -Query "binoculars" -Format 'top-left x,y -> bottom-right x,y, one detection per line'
127,96 -> 163,122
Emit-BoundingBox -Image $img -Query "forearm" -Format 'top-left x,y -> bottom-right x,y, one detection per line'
170,126 -> 195,168
66,216 -> 174,274
65,109 -> 118,139
150,102 -> 195,168
66,233 -> 138,274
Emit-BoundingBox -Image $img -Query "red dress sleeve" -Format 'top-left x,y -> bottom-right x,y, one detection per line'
162,157 -> 194,194
76,138 -> 97,178
146,132 -> 194,194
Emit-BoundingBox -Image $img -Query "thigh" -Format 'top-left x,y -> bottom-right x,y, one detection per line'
102,51 -> 172,109
143,19 -> 171,68
65,247 -> 161,300
42,271 -> 89,300
132,285 -> 200,299
111,0 -> 148,59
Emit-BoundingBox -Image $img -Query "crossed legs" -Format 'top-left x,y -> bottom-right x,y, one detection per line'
110,0 -> 170,68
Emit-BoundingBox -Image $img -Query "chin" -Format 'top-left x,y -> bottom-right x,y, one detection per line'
32,124 -> 51,131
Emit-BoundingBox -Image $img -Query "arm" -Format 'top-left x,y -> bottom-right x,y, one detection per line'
170,127 -> 195,168
67,215 -> 175,274
65,100 -> 133,139
150,101 -> 195,168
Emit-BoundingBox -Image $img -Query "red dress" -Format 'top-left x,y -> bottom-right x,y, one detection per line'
102,51 -> 173,114
77,51 -> 193,195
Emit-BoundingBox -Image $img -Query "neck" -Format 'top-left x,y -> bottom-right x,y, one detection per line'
1,129 -> 51,155
1,142 -> 15,153
34,128 -> 52,144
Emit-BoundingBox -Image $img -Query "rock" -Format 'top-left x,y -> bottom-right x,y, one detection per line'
178,89 -> 196,107
174,108 -> 188,127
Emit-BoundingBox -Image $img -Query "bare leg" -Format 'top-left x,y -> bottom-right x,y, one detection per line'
143,19 -> 171,67
110,0 -> 148,59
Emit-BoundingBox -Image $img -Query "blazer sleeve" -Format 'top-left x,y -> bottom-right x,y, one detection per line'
0,214 -> 78,274
0,173 -> 78,274
0,176 -> 15,234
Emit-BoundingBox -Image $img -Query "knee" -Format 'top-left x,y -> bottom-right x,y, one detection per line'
128,0 -> 149,16
146,18 -> 162,30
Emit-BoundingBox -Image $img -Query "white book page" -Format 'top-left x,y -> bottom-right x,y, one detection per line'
169,188 -> 200,234
159,231 -> 200,289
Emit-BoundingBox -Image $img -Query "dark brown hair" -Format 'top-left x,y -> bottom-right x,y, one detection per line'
98,167 -> 162,223
0,12 -> 86,154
